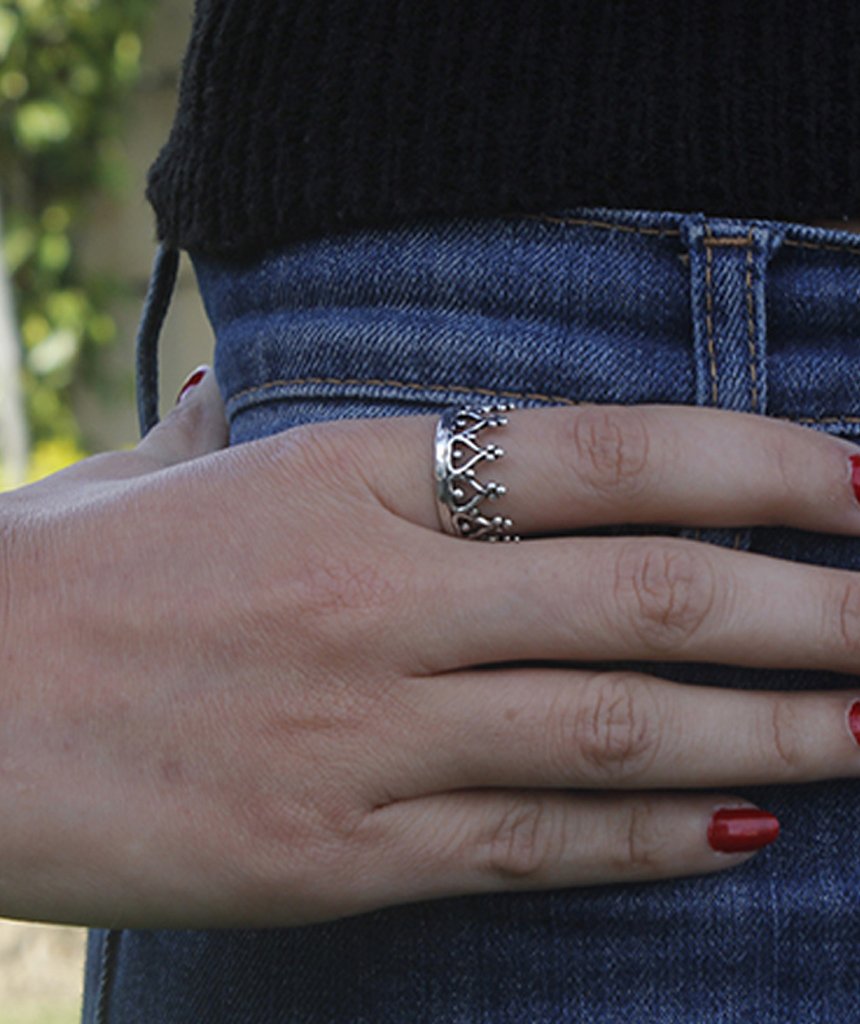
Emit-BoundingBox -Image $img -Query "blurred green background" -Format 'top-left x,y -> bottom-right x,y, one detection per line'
0,0 -> 211,493
0,0 -> 209,1019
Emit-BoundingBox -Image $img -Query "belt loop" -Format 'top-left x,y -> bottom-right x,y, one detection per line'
679,216 -> 778,551
135,244 -> 180,438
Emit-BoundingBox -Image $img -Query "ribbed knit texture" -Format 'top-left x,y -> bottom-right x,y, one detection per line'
147,0 -> 860,260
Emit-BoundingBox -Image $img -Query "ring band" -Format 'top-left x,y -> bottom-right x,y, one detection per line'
434,401 -> 521,542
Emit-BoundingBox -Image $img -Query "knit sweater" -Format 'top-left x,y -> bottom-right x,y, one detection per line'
147,0 -> 860,261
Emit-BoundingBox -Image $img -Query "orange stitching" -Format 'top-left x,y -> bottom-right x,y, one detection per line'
513,212 -> 860,257
227,379 -> 860,426
228,375 -> 582,407
783,238 -> 860,257
700,226 -> 753,548
703,225 -> 719,407
744,233 -> 759,413
511,212 -> 681,239
732,229 -> 759,549
702,236 -> 753,247
797,415 -> 860,424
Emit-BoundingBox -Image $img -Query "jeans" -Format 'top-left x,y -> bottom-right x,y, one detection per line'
82,205 -> 860,1022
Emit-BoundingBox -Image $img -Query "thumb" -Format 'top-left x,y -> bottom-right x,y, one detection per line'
10,365 -> 229,498
135,365 -> 229,467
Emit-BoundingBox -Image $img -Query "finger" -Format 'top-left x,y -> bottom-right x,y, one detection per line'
410,534 -> 860,675
8,365 -> 229,497
135,364 -> 229,468
354,403 -> 860,536
347,792 -> 775,912
381,668 -> 860,800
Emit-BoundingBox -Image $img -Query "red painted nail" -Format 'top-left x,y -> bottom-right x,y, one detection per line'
850,455 -> 860,504
849,700 -> 860,747
707,808 -> 780,853
176,367 -> 207,404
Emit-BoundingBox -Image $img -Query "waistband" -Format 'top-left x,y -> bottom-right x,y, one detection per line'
135,205 -> 860,439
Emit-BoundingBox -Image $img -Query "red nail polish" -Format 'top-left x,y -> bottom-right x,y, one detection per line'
707,808 -> 780,853
849,700 -> 860,747
850,455 -> 860,504
176,368 -> 206,404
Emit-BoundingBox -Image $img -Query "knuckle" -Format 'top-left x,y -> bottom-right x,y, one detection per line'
761,429 -> 799,511
255,426 -> 415,636
222,777 -> 370,920
609,799 -> 667,874
571,673 -> 663,783
273,420 -> 370,496
320,791 -> 382,849
224,769 -> 341,866
761,423 -> 860,529
481,795 -> 557,881
235,542 -> 408,728
761,699 -> 805,774
763,425 -> 846,521
612,540 -> 717,652
564,404 -> 651,497
293,553 -> 403,623
834,577 -> 860,658
295,555 -> 416,678
153,400 -> 208,462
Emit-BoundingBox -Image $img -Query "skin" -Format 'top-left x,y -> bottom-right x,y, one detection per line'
2,365 -> 860,930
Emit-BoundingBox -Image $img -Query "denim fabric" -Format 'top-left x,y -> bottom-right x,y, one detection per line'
82,206 -> 860,1023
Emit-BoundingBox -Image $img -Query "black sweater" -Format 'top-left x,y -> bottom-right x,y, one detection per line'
147,0 -> 860,260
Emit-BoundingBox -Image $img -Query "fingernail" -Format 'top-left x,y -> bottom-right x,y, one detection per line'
849,455 -> 860,504
707,808 -> 780,853
176,366 -> 207,404
848,700 -> 860,747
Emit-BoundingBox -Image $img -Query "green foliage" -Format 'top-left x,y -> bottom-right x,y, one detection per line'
0,0 -> 155,471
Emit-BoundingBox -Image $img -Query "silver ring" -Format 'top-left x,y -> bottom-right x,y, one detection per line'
434,401 -> 521,542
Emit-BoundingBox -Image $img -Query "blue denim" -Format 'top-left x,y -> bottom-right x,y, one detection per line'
83,206 -> 860,1022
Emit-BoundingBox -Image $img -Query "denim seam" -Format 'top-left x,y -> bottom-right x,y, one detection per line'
797,416 -> 860,423
518,212 -> 682,240
698,226 -> 760,550
716,229 -> 758,550
94,928 -> 120,1024
783,238 -> 860,255
226,376 -> 860,426
228,376 -> 581,407
740,229 -> 758,551
692,225 -> 719,545
522,212 -> 860,257
702,226 -> 721,408
743,236 -> 760,414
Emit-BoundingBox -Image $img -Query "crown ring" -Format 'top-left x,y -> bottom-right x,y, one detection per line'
433,401 -> 521,542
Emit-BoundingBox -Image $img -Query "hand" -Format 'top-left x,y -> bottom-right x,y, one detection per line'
2,366 -> 860,929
